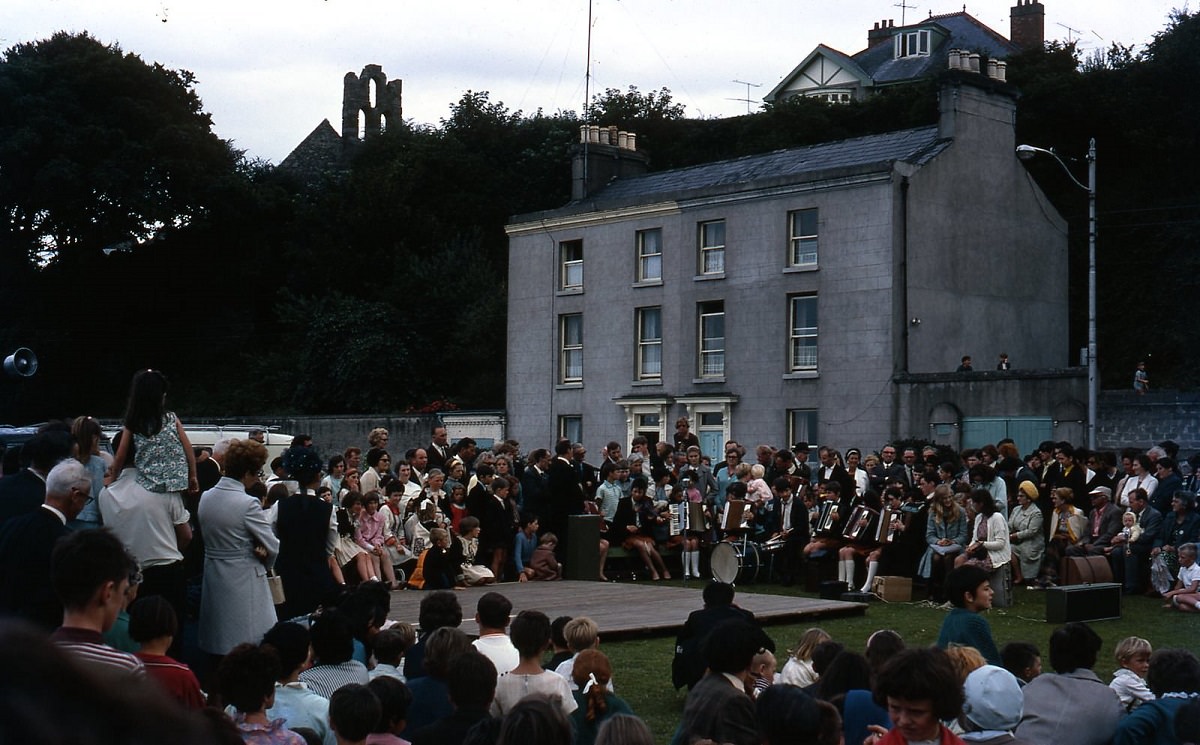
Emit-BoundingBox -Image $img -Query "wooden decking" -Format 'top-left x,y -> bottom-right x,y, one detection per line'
386,581 -> 866,638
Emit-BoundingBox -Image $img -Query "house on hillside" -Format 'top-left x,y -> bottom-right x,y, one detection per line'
505,68 -> 1084,459
764,0 -> 1044,104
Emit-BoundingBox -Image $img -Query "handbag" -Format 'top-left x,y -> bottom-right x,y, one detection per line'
267,569 -> 286,605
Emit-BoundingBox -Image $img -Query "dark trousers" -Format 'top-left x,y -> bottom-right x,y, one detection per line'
140,560 -> 188,659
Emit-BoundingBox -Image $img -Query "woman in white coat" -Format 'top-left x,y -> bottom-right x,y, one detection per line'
198,438 -> 278,655
955,489 -> 1011,571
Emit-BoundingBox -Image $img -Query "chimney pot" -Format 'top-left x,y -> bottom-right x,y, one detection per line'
968,53 -> 981,73
579,125 -> 588,144
627,132 -> 637,150
997,61 -> 1008,81
987,58 -> 999,78
617,131 -> 629,149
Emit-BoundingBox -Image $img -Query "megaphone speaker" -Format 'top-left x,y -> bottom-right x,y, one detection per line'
3,348 -> 38,378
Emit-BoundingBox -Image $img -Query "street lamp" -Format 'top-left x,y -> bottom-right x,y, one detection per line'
1016,139 -> 1097,450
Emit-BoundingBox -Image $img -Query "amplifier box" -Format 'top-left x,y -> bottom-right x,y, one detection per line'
1046,582 -> 1121,623
820,580 -> 849,600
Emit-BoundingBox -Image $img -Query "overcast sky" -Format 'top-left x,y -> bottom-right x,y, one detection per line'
2,0 -> 1184,163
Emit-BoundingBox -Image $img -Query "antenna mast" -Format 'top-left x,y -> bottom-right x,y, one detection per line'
893,1 -> 916,26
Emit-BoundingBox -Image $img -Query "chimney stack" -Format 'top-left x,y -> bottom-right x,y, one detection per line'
1009,0 -> 1046,51
572,128 -> 649,201
868,19 -> 894,47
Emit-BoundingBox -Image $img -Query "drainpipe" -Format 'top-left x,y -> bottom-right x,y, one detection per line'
895,175 -> 910,436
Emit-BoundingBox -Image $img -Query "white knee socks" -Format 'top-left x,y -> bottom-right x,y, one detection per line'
839,558 -> 855,585
860,561 -> 879,593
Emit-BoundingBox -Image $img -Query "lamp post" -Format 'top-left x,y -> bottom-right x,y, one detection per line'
1016,138 -> 1097,451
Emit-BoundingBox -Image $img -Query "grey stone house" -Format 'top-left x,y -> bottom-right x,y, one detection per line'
505,70 -> 1084,459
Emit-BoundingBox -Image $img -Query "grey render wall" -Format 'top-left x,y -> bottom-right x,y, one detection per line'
904,80 -> 1069,373
507,173 -> 905,453
507,77 -> 1072,458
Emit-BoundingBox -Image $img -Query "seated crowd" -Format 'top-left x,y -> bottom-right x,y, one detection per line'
3,411 -> 1200,744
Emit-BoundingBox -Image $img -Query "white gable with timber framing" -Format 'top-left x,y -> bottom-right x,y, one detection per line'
765,45 -> 872,104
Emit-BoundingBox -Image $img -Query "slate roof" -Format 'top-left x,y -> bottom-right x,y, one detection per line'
766,12 -> 1019,101
856,13 -> 1018,85
532,125 -> 948,218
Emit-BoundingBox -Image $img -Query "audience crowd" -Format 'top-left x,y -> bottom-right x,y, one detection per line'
1,373 -> 1199,744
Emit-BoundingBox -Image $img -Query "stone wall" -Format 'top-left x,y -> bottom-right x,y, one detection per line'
1098,391 -> 1200,453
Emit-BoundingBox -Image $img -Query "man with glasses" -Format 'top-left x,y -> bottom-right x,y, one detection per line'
0,459 -> 93,630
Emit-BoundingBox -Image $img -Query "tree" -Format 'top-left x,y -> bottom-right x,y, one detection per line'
0,32 -> 239,268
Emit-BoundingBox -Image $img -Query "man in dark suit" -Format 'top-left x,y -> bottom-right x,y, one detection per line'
672,582 -> 774,691
0,459 -> 92,630
1110,488 -> 1163,594
426,425 -> 450,473
545,439 -> 583,554
763,477 -> 809,586
872,443 -> 906,486
816,445 -> 855,497
0,429 -> 72,524
675,617 -> 764,745
519,449 -> 550,521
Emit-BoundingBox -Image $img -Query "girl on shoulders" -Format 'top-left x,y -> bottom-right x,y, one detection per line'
111,370 -> 197,496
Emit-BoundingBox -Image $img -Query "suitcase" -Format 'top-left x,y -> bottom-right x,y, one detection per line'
1046,582 -> 1121,623
1061,555 -> 1113,585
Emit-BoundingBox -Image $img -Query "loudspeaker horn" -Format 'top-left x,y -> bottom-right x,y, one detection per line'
3,348 -> 38,378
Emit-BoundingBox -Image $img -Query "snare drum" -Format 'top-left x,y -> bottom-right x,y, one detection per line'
710,540 -> 761,584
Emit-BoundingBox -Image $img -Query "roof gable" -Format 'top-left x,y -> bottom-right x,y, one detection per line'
765,44 -> 871,102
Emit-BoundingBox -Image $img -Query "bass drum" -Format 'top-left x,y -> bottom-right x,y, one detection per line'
710,541 -> 761,585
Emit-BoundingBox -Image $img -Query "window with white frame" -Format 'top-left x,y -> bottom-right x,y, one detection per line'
895,29 -> 930,58
636,306 -> 663,380
560,240 -> 583,291
560,314 -> 583,383
559,415 -> 582,444
789,295 -> 818,371
788,409 -> 818,448
698,301 -> 725,378
636,228 -> 662,282
698,220 -> 725,275
789,208 -> 818,267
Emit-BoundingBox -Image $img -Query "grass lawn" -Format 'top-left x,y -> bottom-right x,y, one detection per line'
591,581 -> 1187,744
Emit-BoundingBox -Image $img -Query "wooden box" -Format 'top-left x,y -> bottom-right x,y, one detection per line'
872,575 -> 913,602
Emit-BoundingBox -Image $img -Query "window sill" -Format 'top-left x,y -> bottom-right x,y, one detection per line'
783,371 -> 819,380
632,279 -> 663,288
556,288 -> 583,297
556,382 -> 584,390
692,377 -> 726,384
783,265 -> 819,274
693,273 -> 725,282
631,379 -> 662,387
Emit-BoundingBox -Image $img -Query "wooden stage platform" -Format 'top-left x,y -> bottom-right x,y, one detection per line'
386,581 -> 867,638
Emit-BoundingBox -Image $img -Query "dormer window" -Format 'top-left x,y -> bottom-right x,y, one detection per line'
895,29 -> 930,58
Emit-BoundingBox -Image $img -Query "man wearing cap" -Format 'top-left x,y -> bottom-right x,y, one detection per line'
1110,488 -> 1163,594
1066,486 -> 1123,557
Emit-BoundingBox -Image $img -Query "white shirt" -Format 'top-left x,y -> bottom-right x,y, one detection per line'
473,633 -> 520,676
98,467 -> 190,567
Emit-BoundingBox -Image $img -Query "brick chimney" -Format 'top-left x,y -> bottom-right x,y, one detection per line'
868,19 -> 895,47
1010,0 -> 1045,51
